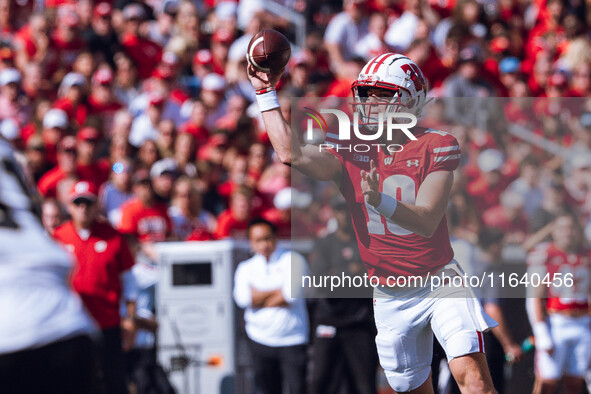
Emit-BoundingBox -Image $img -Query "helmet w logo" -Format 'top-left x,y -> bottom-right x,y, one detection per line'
401,63 -> 426,92
384,157 -> 394,165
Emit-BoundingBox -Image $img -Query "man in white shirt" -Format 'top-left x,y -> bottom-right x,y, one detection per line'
233,218 -> 309,394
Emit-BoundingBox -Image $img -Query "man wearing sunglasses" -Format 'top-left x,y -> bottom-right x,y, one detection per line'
53,180 -> 137,394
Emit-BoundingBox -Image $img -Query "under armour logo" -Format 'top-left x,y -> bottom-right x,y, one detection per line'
384,157 -> 393,165
407,159 -> 419,167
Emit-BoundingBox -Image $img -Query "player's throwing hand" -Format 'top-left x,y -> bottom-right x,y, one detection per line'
361,160 -> 381,207
246,64 -> 284,91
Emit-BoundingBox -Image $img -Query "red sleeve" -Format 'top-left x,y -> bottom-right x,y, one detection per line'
37,174 -> 51,197
117,234 -> 135,272
118,203 -> 137,235
214,211 -> 232,239
37,168 -> 60,197
52,225 -> 66,244
425,132 -> 461,174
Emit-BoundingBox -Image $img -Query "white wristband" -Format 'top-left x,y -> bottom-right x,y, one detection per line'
256,90 -> 280,112
532,321 -> 553,351
375,193 -> 398,219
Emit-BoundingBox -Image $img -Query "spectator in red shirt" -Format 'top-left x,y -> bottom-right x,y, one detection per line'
41,108 -> 69,165
263,187 -> 292,238
54,72 -> 88,128
211,28 -> 234,75
88,68 -> 123,124
120,4 -> 162,80
76,126 -> 110,189
38,135 -> 78,198
482,189 -> 529,244
214,94 -> 248,134
467,149 -> 509,214
218,154 -> 248,203
215,186 -> 253,239
51,5 -> 86,74
527,51 -> 552,96
118,169 -> 172,245
53,180 -> 136,394
14,13 -> 52,74
180,98 -> 210,144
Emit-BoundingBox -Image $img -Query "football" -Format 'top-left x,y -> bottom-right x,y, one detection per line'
246,30 -> 291,73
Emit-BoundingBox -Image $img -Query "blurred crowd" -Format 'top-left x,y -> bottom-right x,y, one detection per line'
0,0 -> 585,245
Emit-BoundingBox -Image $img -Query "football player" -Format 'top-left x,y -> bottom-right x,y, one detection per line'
526,213 -> 591,394
247,53 -> 497,393
0,136 -> 99,393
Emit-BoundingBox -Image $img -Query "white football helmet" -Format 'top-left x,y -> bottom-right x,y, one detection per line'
351,54 -> 428,128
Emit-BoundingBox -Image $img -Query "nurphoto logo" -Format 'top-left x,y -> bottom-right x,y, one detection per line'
303,107 -> 418,153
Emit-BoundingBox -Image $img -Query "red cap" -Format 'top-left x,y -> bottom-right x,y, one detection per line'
152,66 -> 174,81
193,49 -> 213,66
212,29 -> 234,45
489,36 -> 510,54
94,2 -> 112,17
77,127 -> 101,141
69,181 -> 98,202
92,68 -> 113,85
58,135 -> 77,151
148,92 -> 166,106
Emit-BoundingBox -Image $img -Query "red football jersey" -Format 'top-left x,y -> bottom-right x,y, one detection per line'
526,242 -> 591,312
325,128 -> 460,279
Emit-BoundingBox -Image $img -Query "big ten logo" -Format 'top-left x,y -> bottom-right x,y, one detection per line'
303,107 -> 417,142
